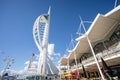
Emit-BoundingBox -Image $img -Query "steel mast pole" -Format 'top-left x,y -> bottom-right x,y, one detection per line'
42,7 -> 51,76
80,17 -> 105,80
67,58 -> 70,80
70,38 -> 78,68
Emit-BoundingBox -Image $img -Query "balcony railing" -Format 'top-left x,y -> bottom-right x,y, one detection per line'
69,47 -> 120,71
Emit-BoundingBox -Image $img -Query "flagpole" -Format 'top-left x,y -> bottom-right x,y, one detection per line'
71,38 -> 79,79
67,58 -> 70,80
114,0 -> 117,8
59,63 -> 61,80
71,38 -> 78,68
73,50 -> 80,79
74,51 -> 78,68
80,17 -> 105,80
81,62 -> 87,78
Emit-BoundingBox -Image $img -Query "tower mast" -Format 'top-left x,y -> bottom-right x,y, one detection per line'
33,7 -> 58,76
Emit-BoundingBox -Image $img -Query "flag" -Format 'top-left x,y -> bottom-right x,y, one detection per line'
75,69 -> 80,79
81,64 -> 87,78
101,57 -> 113,77
32,53 -> 35,56
39,14 -> 49,23
70,71 -> 74,79
3,73 -> 8,76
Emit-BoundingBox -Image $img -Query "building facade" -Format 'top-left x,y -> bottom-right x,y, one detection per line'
59,5 -> 120,80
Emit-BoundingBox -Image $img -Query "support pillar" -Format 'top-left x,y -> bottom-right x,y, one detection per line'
80,17 -> 105,80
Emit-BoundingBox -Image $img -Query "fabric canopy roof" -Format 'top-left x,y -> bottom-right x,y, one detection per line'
60,5 -> 120,65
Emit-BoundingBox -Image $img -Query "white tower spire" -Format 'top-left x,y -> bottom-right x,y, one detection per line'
33,7 -> 58,76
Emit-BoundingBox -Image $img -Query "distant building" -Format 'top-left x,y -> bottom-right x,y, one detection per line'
2,76 -> 17,80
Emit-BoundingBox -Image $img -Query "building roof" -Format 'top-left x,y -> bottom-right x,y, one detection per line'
59,57 -> 68,65
60,5 -> 120,65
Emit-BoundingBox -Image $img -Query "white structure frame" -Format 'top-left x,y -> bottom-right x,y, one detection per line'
33,7 -> 58,76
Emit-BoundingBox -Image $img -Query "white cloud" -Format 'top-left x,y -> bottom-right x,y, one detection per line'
48,55 -> 53,60
24,60 -> 38,70
0,60 -> 38,79
47,44 -> 61,65
0,69 -> 18,76
25,60 -> 29,65
1,43 -> 61,78
17,60 -> 38,79
34,54 -> 39,60
53,52 -> 61,57
63,54 -> 68,57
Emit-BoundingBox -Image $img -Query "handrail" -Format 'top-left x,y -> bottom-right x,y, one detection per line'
69,47 -> 120,70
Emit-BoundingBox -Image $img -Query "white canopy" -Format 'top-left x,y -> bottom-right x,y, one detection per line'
60,5 -> 120,65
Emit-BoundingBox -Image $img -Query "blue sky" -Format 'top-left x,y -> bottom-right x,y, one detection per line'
0,0 -> 120,71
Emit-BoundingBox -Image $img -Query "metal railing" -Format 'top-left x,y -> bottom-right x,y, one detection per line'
69,47 -> 120,70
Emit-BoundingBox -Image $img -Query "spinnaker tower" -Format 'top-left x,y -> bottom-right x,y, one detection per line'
33,7 -> 59,76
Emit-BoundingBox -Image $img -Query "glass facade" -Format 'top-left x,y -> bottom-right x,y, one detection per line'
94,24 -> 120,54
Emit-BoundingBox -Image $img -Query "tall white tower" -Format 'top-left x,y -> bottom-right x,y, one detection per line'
33,7 -> 59,76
